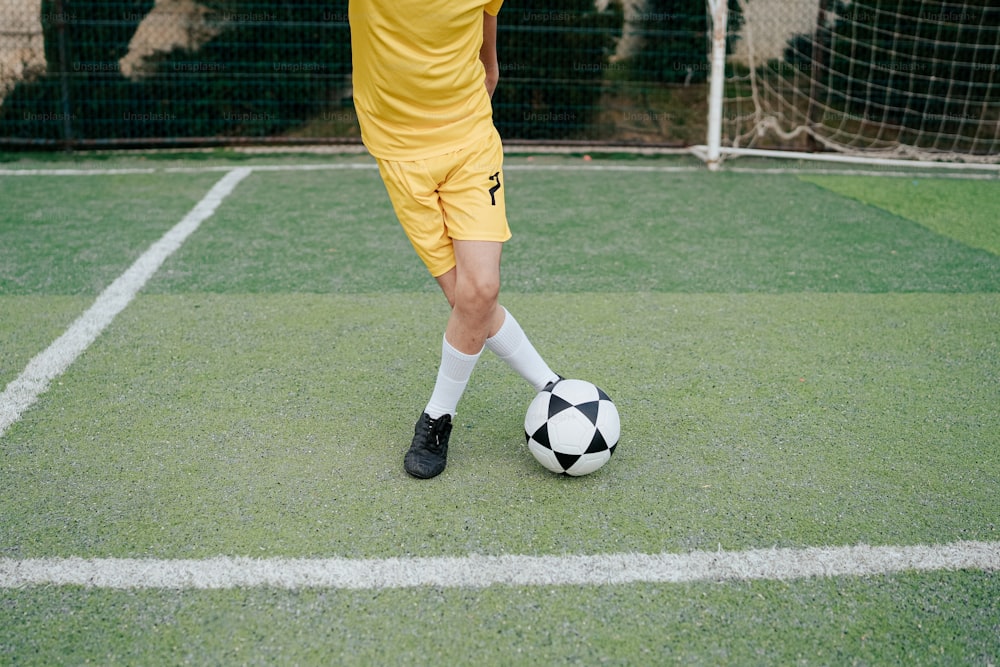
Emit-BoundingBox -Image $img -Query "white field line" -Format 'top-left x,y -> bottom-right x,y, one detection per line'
1,541 -> 997,590
0,168 -> 157,176
2,161 -> 998,179
164,163 -> 379,174
0,167 -> 251,438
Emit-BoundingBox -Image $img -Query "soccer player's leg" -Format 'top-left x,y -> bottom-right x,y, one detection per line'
439,131 -> 560,393
440,240 -> 506,354
375,156 -> 463,478
402,241 -> 503,478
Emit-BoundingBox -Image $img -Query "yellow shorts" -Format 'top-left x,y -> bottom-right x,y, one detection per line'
376,128 -> 511,277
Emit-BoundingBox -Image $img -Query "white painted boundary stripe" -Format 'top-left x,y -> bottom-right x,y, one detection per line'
0,168 -> 157,176
727,167 -> 1000,180
165,163 -> 379,174
0,167 -> 252,438
2,162 -> 997,179
1,541 -> 997,590
280,161 -> 995,180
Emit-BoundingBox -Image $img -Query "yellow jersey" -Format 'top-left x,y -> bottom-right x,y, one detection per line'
349,0 -> 503,160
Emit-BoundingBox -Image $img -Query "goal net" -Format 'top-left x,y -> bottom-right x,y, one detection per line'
713,0 -> 1000,165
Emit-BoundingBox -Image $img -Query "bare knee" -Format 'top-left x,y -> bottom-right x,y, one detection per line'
446,239 -> 504,334
454,272 -> 499,318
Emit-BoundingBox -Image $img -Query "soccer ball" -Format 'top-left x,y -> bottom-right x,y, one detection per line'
524,379 -> 620,476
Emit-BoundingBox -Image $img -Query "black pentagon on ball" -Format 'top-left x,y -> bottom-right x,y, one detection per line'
554,451 -> 580,471
527,422 -> 550,449
574,400 -> 601,426
546,393 -> 574,419
585,428 -> 611,454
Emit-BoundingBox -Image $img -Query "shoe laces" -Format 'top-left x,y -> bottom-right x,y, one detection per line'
417,414 -> 447,451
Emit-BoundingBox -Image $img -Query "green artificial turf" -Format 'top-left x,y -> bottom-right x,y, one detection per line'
3,571 -> 998,666
0,173 -> 224,295
143,167 -> 1000,295
800,174 -> 1000,256
0,296 -> 94,387
2,292 -> 997,559
2,156 -> 998,666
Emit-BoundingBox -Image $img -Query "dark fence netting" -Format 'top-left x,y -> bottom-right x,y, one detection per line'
0,0 -> 727,149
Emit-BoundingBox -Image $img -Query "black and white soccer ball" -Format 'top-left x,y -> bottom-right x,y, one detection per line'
524,378 -> 620,476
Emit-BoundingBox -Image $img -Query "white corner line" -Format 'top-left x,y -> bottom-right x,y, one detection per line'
0,167 -> 253,438
1,541 -> 997,590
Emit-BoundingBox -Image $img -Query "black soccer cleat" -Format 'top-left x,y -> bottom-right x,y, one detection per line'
404,412 -> 453,479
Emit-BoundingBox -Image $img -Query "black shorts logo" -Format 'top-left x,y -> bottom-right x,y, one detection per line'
488,171 -> 501,206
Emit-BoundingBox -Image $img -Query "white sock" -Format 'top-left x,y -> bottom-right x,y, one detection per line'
424,336 -> 482,419
485,307 -> 559,392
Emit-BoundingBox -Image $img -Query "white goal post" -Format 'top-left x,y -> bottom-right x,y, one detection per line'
696,0 -> 1000,170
